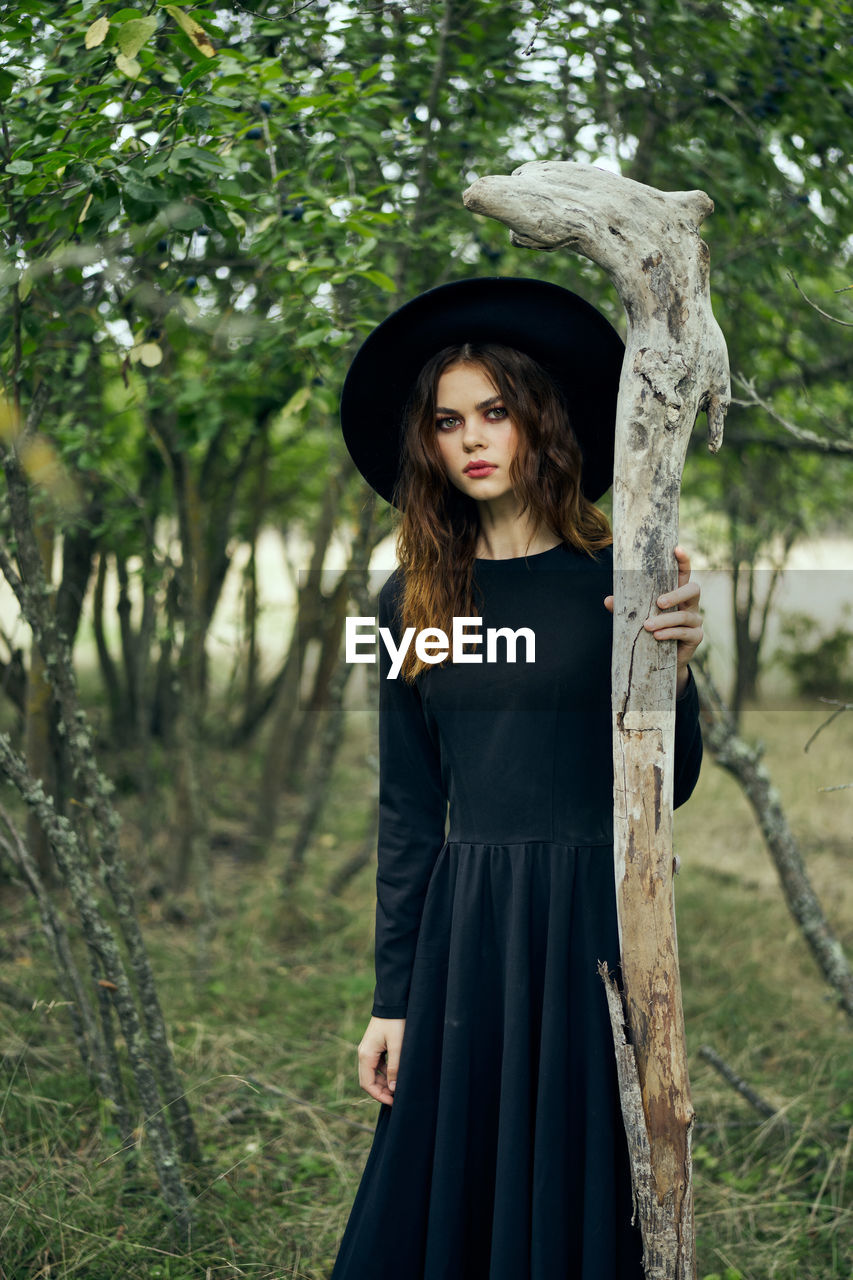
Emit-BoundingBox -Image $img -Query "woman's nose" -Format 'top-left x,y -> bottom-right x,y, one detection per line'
461,416 -> 487,449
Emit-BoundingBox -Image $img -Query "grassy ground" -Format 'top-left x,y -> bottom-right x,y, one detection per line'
0,698 -> 851,1280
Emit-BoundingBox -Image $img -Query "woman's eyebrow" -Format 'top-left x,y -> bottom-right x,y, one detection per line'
435,395 -> 503,413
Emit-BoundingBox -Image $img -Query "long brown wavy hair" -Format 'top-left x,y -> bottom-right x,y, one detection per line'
391,342 -> 613,681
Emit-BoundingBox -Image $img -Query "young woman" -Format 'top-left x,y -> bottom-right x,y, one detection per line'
332,277 -> 704,1280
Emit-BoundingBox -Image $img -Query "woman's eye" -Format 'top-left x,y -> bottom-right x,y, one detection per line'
487,406 -> 508,420
436,417 -> 460,432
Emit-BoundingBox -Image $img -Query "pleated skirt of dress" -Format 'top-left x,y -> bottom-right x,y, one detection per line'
329,842 -> 644,1280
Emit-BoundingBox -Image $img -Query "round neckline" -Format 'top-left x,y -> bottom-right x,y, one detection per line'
474,542 -> 566,564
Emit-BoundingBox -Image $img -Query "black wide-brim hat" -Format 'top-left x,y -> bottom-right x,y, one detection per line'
339,276 -> 625,507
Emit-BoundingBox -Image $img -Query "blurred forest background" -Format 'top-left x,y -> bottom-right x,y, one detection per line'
0,2 -> 851,1278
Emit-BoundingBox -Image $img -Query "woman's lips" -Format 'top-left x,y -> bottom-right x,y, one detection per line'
463,463 -> 497,477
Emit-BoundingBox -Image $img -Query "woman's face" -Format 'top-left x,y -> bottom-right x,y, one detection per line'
433,362 -> 520,502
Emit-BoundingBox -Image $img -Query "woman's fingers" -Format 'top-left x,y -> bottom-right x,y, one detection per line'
604,546 -> 704,667
644,609 -> 702,635
386,1039 -> 401,1094
357,1017 -> 406,1106
358,1044 -> 393,1105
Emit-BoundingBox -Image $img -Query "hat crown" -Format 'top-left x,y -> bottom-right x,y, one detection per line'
340,276 -> 624,507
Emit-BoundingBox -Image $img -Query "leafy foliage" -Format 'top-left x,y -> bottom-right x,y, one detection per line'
773,607 -> 853,699
2,2 -> 851,586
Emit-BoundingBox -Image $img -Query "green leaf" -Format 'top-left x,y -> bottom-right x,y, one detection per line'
141,153 -> 171,177
41,152 -> 75,174
17,270 -> 32,302
130,342 -> 163,367
85,16 -> 110,49
182,104 -> 211,132
357,269 -> 396,292
124,179 -> 168,203
6,159 -> 34,175
294,328 -> 330,349
280,385 -> 312,419
117,16 -> 157,58
0,70 -> 16,100
163,5 -> 216,58
115,53 -> 142,78
167,203 -> 205,229
180,63 -> 213,90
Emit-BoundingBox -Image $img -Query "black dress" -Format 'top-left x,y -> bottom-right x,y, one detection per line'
330,541 -> 703,1280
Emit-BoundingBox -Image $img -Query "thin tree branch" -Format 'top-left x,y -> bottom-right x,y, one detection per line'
803,698 -> 853,754
693,653 -> 853,1020
698,1044 -> 789,1130
788,271 -> 853,328
732,374 -> 853,454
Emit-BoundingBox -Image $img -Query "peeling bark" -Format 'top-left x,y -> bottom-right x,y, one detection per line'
464,161 -> 730,1278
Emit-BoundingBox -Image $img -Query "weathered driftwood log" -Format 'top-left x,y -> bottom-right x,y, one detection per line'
463,161 -> 730,1279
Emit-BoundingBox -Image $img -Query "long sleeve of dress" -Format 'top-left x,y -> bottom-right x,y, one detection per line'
371,574 -> 447,1019
673,664 -> 703,809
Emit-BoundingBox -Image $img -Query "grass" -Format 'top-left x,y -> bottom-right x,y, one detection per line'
0,697 -> 851,1279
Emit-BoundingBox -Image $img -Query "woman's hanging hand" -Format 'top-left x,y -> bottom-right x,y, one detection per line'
603,545 -> 704,697
358,1016 -> 406,1105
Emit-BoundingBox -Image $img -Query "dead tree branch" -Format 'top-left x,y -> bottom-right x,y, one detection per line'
692,654 -> 853,1021
464,159 -> 730,1279
732,374 -> 853,455
697,1045 -> 789,1133
788,272 -> 853,328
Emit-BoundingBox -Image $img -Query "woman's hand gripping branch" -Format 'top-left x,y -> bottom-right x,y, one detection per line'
604,544 -> 704,696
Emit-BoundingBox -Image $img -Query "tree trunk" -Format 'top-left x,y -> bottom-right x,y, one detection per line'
24,521 -> 56,881
693,653 -> 853,1020
283,493 -> 377,891
116,553 -> 139,731
55,505 -> 98,650
132,543 -> 159,844
326,551 -> 381,901
464,160 -> 730,1278
93,551 -> 126,741
0,732 -> 189,1227
152,571 -> 180,741
729,527 -> 794,726
242,441 -> 268,717
284,573 -> 352,791
0,804 -> 100,1084
250,465 -> 346,856
0,449 -> 202,1181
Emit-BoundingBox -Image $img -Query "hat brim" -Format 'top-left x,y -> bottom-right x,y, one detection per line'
340,276 -> 624,507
